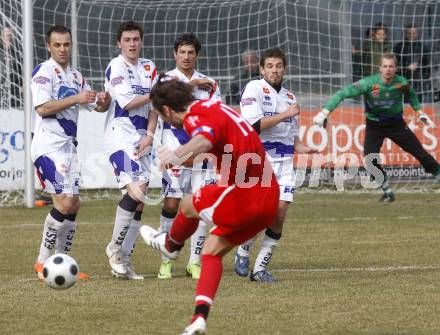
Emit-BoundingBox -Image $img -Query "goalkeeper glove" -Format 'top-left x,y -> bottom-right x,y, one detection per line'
313,109 -> 330,127
417,110 -> 435,128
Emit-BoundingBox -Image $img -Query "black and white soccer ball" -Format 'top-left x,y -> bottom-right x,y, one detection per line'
43,254 -> 79,290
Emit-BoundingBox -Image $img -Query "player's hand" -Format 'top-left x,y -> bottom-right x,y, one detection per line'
134,135 -> 153,160
286,103 -> 300,118
189,78 -> 214,91
313,109 -> 330,127
96,91 -> 111,109
417,110 -> 435,128
157,146 -> 192,171
76,90 -> 97,105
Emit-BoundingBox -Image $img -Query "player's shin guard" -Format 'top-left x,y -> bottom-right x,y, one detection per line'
167,209 -> 199,250
111,194 -> 140,247
189,220 -> 206,264
55,213 -> 76,254
159,208 -> 176,262
122,210 -> 142,262
253,228 -> 281,273
192,254 -> 223,322
37,208 -> 66,263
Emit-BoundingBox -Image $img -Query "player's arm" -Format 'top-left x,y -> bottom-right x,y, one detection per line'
404,84 -> 436,127
189,78 -> 214,91
123,94 -> 151,111
157,135 -> 213,169
36,90 -> 97,117
107,65 -> 150,111
259,103 -> 300,131
313,81 -> 366,126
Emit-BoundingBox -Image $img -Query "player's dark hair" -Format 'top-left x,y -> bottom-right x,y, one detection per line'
380,53 -> 398,66
173,33 -> 201,55
260,47 -> 287,67
46,25 -> 71,43
117,20 -> 143,42
150,73 -> 195,113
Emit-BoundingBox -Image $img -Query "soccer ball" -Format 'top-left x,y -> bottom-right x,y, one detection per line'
43,254 -> 79,290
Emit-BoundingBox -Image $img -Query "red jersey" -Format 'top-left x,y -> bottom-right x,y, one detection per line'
183,100 -> 276,187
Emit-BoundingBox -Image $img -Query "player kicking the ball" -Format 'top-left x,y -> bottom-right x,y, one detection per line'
140,75 -> 279,335
31,25 -> 110,281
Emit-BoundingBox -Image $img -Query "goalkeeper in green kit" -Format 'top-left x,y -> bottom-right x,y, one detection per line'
313,53 -> 440,202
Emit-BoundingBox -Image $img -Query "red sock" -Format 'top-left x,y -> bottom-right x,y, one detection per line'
191,254 -> 223,322
168,209 -> 199,247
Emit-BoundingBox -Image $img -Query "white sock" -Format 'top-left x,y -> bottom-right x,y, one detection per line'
55,219 -> 76,254
37,212 -> 65,263
111,206 -> 134,247
253,233 -> 280,273
159,211 -> 175,262
236,234 -> 259,257
188,220 -> 206,264
122,214 -> 141,262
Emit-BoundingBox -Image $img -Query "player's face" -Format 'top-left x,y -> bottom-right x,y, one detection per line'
174,44 -> 198,73
47,32 -> 71,68
261,57 -> 285,87
160,106 -> 185,128
380,58 -> 397,82
118,30 -> 142,64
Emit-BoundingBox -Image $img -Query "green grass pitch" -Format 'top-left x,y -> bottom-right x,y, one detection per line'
1,192 -> 440,334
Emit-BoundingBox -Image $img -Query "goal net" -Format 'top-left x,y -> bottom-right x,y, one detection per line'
1,0 -> 440,205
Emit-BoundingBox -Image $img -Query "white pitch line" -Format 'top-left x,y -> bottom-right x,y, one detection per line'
16,264 -> 440,283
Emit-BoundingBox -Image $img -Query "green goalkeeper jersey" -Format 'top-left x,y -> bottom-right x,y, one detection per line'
324,74 -> 421,122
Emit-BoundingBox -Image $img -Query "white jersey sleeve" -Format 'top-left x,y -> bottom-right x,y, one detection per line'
31,63 -> 53,108
106,61 -> 135,110
240,80 -> 263,125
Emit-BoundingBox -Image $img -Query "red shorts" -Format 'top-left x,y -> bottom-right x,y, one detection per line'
192,183 -> 279,245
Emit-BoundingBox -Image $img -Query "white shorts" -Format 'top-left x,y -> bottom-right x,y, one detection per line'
162,163 -> 217,199
34,142 -> 80,195
108,149 -> 151,189
271,159 -> 296,202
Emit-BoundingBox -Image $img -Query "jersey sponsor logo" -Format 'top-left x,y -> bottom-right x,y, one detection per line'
58,86 -> 78,99
240,97 -> 256,106
372,84 -> 380,97
263,87 -> 270,94
131,85 -> 150,95
374,99 -> 398,107
32,76 -> 50,85
111,76 -> 124,86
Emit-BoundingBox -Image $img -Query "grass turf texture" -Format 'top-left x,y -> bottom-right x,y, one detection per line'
1,192 -> 440,334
